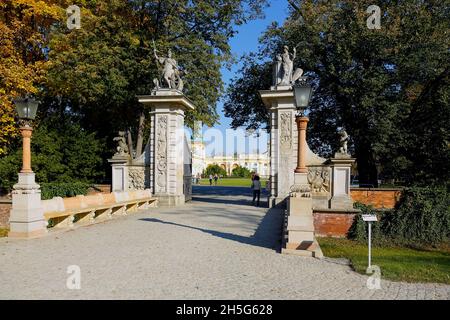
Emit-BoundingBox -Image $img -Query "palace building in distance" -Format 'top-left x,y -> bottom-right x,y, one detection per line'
191,126 -> 270,178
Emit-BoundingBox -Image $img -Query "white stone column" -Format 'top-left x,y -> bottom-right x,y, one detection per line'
137,89 -> 195,206
259,89 -> 298,207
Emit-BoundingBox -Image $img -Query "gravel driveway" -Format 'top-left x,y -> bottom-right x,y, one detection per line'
0,186 -> 448,299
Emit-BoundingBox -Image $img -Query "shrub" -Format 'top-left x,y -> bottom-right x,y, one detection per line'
231,165 -> 252,178
383,187 -> 450,247
347,203 -> 389,246
203,164 -> 227,177
40,182 -> 91,200
0,120 -> 104,193
0,150 -> 21,193
348,187 -> 450,247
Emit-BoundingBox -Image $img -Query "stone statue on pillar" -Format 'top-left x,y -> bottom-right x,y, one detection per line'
335,129 -> 351,158
153,44 -> 184,92
276,46 -> 304,86
113,131 -> 129,157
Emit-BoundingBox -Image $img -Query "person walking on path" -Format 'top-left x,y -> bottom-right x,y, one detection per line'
214,174 -> 219,186
209,174 -> 213,186
251,174 -> 261,206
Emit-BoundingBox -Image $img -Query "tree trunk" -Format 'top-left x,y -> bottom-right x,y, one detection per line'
135,111 -> 145,157
355,142 -> 379,188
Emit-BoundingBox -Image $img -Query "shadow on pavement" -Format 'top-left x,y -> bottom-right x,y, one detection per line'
139,207 -> 282,252
192,185 -> 269,207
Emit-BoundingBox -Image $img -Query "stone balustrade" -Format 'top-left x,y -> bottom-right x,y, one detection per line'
42,189 -> 157,229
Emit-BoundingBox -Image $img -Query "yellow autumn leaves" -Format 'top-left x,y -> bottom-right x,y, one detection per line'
0,0 -> 63,155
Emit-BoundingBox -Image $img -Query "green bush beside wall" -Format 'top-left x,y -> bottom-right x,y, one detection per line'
348,187 -> 450,247
40,182 -> 91,200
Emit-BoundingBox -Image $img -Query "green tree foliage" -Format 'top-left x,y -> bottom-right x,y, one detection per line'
46,0 -> 268,146
224,54 -> 272,130
0,116 -> 104,192
231,165 -> 251,178
224,0 -> 449,186
204,164 -> 227,177
1,0 -> 268,186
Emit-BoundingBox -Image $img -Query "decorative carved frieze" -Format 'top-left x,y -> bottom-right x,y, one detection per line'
307,167 -> 331,193
156,115 -> 168,193
289,184 -> 311,198
128,167 -> 145,190
280,112 -> 292,150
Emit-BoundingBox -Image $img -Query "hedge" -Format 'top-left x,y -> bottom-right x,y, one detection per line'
40,182 -> 91,200
348,187 -> 450,247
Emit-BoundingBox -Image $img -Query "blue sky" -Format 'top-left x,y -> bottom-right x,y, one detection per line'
218,0 -> 289,130
201,0 -> 289,156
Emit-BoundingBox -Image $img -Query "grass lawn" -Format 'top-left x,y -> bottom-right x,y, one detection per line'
318,237 -> 450,284
198,177 -> 268,187
0,228 -> 8,237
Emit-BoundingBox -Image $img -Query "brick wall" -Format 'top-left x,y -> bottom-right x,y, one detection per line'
350,188 -> 402,209
313,211 -> 357,237
313,188 -> 403,237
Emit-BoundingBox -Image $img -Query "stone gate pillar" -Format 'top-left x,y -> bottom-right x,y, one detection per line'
137,89 -> 195,206
259,88 -> 298,207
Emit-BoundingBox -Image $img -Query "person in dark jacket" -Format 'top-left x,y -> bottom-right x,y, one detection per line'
251,175 -> 261,206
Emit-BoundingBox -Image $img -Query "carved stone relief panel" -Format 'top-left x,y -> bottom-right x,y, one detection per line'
128,167 -> 145,190
279,112 -> 292,151
307,166 -> 331,193
156,115 -> 168,193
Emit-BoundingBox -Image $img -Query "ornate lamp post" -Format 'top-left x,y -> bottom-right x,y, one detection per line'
8,96 -> 46,238
292,79 -> 313,174
13,97 -> 39,173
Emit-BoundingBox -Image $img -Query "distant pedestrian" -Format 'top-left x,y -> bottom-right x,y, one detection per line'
214,174 -> 218,186
196,173 -> 201,184
209,174 -> 213,186
251,175 -> 261,206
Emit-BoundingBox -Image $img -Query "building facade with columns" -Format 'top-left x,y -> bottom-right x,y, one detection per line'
192,140 -> 270,178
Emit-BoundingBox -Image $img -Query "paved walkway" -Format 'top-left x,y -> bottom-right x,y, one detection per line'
0,186 -> 448,299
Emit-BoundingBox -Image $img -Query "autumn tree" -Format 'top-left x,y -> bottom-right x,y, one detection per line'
0,0 -> 63,155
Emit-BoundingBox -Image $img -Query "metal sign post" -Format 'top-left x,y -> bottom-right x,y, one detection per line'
362,214 -> 378,268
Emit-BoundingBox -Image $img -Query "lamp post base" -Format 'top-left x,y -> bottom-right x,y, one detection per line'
8,172 -> 47,238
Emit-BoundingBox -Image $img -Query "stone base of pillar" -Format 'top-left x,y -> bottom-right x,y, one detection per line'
282,240 -> 323,258
329,157 -> 356,211
283,186 -> 323,259
8,173 -> 47,238
156,194 -> 185,207
329,196 -> 354,210
108,156 -> 130,192
268,196 -> 288,208
312,194 -> 329,210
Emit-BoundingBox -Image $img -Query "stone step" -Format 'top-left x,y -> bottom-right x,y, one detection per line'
283,239 -> 324,259
282,247 -> 314,257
